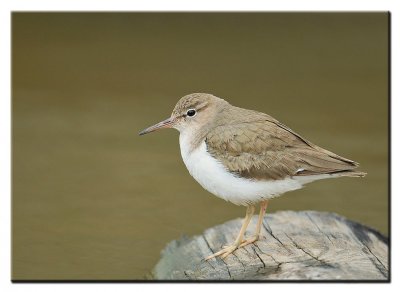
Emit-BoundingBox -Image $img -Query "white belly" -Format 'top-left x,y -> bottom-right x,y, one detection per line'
179,134 -> 328,206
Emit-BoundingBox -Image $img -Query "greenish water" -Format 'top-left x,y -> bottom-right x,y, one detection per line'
12,13 -> 388,280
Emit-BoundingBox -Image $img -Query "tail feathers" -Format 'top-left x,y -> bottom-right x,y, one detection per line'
330,170 -> 367,178
294,147 -> 366,178
296,168 -> 367,177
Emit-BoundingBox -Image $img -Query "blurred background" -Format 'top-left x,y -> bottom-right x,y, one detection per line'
12,13 -> 388,280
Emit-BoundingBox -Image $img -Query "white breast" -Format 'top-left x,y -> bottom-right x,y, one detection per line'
178,133 -> 327,206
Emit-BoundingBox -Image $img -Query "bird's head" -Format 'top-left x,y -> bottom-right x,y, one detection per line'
139,93 -> 227,136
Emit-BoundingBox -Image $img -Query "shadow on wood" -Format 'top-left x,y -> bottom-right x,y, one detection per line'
153,211 -> 388,280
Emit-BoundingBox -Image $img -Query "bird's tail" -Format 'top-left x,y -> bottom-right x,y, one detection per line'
330,170 -> 367,178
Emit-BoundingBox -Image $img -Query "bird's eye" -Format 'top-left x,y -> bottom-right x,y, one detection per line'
186,109 -> 196,117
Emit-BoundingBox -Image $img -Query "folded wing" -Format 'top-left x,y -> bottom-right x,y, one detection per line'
205,108 -> 365,181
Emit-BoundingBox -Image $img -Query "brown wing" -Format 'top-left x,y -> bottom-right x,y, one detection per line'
205,108 -> 361,181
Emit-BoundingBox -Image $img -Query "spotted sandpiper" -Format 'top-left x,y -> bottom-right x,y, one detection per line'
139,93 -> 366,260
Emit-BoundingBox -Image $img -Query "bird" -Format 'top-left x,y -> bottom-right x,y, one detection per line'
139,93 -> 366,260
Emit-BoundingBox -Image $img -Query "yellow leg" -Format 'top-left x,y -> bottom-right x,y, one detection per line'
239,200 -> 268,248
205,205 -> 255,260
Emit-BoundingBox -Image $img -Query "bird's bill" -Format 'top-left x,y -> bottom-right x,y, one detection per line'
139,117 -> 174,136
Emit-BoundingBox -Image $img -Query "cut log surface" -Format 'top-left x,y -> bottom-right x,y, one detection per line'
153,211 -> 388,280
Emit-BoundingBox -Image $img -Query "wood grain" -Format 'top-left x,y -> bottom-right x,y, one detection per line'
153,211 -> 388,280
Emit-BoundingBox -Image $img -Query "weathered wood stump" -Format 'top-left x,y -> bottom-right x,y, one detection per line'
153,211 -> 388,280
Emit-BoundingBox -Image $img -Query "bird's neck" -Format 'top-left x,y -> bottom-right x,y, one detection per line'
179,102 -> 231,155
179,127 -> 207,157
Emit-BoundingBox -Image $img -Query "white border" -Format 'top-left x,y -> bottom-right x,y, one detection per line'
0,0 -> 397,11
1,1 -> 397,291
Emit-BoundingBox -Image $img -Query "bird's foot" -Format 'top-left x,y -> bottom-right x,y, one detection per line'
238,235 -> 259,248
204,243 -> 240,260
221,235 -> 260,249
204,235 -> 263,261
